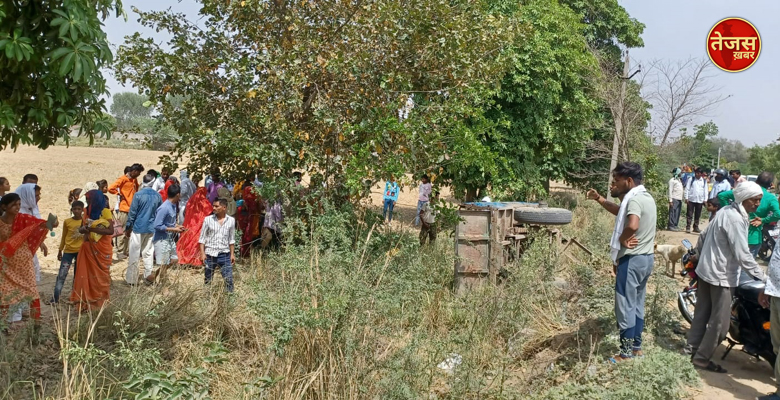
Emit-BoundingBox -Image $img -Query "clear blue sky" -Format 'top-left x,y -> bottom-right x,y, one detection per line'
102,0 -> 779,146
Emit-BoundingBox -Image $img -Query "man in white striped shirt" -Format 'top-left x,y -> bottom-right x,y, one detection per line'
685,167 -> 708,233
198,199 -> 236,292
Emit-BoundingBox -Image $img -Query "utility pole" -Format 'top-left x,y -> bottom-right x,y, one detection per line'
607,50 -> 631,201
716,146 -> 722,170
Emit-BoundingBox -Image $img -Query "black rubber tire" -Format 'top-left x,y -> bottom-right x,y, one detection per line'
678,290 -> 696,325
513,207 -> 572,225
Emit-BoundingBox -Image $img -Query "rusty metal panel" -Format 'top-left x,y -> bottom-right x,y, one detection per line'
455,239 -> 490,273
457,210 -> 490,238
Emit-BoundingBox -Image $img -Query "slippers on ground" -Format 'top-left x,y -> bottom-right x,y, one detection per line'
607,355 -> 633,364
693,361 -> 727,373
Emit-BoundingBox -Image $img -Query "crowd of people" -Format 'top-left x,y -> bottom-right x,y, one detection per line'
592,161 -> 780,400
0,165 -> 294,330
667,166 -> 758,233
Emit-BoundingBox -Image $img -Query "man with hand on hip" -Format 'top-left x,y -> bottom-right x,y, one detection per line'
587,162 -> 657,362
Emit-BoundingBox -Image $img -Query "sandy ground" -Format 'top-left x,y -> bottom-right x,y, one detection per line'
1,145 -> 775,399
0,145 -> 435,308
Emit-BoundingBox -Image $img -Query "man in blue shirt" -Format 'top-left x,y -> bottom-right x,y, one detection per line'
125,173 -> 163,285
146,184 -> 186,285
383,176 -> 400,222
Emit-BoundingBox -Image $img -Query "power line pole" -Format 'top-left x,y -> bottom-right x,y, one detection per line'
607,50 -> 631,201
716,146 -> 722,169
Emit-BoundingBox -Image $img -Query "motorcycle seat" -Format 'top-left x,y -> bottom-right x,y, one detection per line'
737,280 -> 765,305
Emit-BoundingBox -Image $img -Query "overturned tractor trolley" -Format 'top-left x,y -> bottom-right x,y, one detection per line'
454,202 -> 572,293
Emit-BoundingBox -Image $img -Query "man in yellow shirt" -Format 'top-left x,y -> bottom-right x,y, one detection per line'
51,201 -> 85,303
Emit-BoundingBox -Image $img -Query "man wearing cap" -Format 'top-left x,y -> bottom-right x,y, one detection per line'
687,182 -> 766,373
708,168 -> 731,221
668,167 -> 684,231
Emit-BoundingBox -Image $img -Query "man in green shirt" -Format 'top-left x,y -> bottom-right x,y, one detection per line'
718,171 -> 780,257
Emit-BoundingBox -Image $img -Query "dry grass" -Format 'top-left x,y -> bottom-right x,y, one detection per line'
1,146 -> 697,399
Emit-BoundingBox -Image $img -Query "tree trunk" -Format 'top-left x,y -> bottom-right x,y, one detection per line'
607,51 -> 630,201
465,187 -> 478,202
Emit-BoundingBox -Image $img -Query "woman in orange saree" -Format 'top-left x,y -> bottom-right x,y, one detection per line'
177,187 -> 213,266
0,193 -> 48,323
70,190 -> 114,310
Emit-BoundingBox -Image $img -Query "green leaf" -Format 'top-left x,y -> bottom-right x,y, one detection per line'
52,9 -> 69,18
73,54 -> 83,81
59,52 -> 75,75
81,58 -> 93,78
50,47 -> 71,60
59,21 -> 69,38
51,17 -> 67,27
70,24 -> 79,42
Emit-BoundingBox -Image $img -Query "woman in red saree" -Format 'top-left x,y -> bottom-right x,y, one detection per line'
177,187 -> 213,266
239,185 -> 263,257
0,193 -> 48,323
70,190 -> 114,310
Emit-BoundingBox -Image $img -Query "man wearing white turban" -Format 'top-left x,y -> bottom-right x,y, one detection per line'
687,181 -> 766,373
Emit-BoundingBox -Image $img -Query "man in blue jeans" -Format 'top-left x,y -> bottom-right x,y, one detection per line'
199,198 -> 236,293
588,162 -> 657,362
382,177 -> 399,222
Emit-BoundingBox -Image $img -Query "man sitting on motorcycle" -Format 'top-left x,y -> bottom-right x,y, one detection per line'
688,182 -> 766,373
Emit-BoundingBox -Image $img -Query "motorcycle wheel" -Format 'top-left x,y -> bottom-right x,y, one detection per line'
678,290 -> 697,324
760,245 -> 773,262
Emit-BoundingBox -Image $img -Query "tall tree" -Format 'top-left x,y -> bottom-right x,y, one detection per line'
442,0 -> 639,200
559,0 -> 645,60
689,121 -> 719,168
0,0 -> 122,150
110,92 -> 151,129
116,0 -> 517,197
647,58 -> 729,146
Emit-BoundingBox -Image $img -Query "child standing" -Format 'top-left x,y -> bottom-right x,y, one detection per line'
419,190 -> 439,245
199,199 -> 236,293
382,177 -> 399,222
415,175 -> 432,226
52,201 -> 85,303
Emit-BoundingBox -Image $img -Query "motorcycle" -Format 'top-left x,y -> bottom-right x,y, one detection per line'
758,221 -> 779,262
676,239 -> 776,366
724,277 -> 776,367
677,239 -> 697,324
